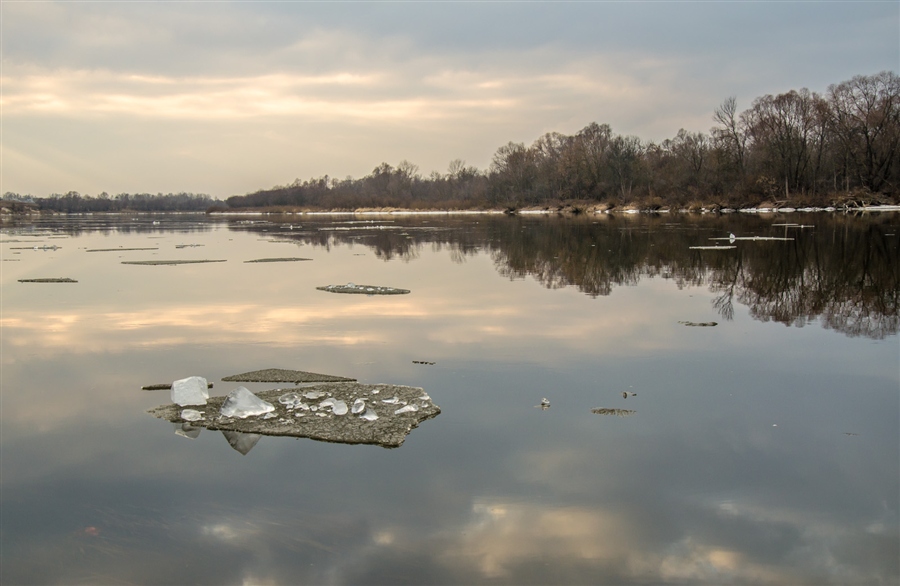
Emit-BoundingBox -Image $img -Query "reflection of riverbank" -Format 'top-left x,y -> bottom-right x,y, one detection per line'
227,213 -> 898,339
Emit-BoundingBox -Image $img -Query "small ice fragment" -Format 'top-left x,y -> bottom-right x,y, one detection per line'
181,409 -> 204,422
351,398 -> 366,414
310,405 -> 318,412
360,407 -> 379,421
316,412 -> 328,417
419,393 -> 431,401
279,392 -> 301,405
303,391 -> 325,400
262,412 -> 277,419
295,403 -> 310,411
319,398 -> 335,409
220,387 -> 276,419
295,412 -> 306,417
395,404 -> 419,414
332,400 -> 348,415
381,397 -> 400,404
541,398 -> 550,407
370,388 -> 380,394
172,376 -> 209,406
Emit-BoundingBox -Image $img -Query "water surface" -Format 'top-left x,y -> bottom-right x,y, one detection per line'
1,212 -> 897,585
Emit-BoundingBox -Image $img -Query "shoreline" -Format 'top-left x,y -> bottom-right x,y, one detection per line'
206,204 -> 900,217
3,204 -> 900,219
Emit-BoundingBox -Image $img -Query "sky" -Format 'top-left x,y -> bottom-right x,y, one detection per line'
1,1 -> 898,200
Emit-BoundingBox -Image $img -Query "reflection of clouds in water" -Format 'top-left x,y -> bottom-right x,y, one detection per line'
1,291 -> 689,358
351,496 -> 892,585
201,522 -> 243,542
441,501 -> 632,579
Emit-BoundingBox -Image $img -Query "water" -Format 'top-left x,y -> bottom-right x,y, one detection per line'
1,212 -> 897,585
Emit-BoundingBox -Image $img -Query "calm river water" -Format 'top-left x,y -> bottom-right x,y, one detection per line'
1,212 -> 898,585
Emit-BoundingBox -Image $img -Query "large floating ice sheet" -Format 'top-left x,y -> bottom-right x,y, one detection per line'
171,376 -> 209,406
148,382 -> 440,448
220,387 -> 275,419
221,368 -> 355,383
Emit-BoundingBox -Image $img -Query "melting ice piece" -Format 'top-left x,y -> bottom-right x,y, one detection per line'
332,400 -> 348,415
351,398 -> 366,414
171,376 -> 209,406
219,387 -> 275,419
395,404 -> 419,414
181,409 -> 204,422
262,412 -> 277,420
381,397 -> 401,404
278,392 -> 301,406
304,390 -> 326,400
319,398 -> 336,409
360,407 -> 379,421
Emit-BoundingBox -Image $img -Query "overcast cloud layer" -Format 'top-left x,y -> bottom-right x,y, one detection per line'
2,1 -> 898,199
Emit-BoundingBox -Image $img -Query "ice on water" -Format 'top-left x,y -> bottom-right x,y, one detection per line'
332,400 -> 348,415
181,408 -> 204,422
220,386 -> 276,419
172,376 -> 209,406
278,392 -> 301,406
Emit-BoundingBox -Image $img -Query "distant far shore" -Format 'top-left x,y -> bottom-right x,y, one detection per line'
4,202 -> 900,218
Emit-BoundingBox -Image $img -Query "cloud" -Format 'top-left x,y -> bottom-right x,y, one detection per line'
2,1 -> 896,197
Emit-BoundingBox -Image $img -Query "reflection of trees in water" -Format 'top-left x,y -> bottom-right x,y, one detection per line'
735,220 -> 899,338
235,213 -> 898,339
5,215 -> 219,237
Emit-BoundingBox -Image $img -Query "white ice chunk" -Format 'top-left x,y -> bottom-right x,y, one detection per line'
351,398 -> 366,414
262,412 -> 277,419
172,376 -> 209,406
181,409 -> 204,422
303,390 -> 326,400
219,386 -> 276,419
332,400 -> 348,415
319,398 -> 336,409
381,397 -> 401,404
395,404 -> 419,414
360,407 -> 379,421
278,392 -> 301,406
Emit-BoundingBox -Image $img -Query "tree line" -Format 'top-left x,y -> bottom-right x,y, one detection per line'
226,71 -> 898,211
1,191 -> 217,213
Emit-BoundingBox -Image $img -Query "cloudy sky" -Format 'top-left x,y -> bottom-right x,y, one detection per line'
2,1 -> 897,199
